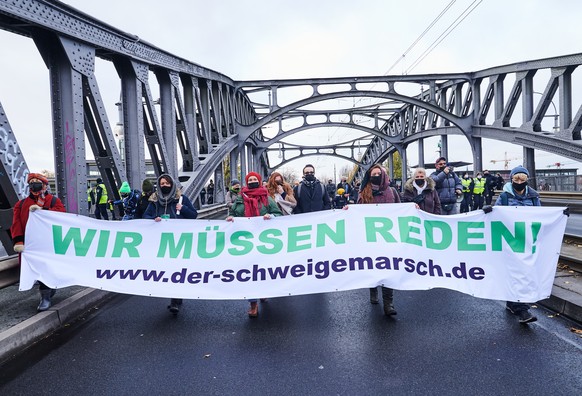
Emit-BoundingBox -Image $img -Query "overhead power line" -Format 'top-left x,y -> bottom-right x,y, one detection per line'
384,0 -> 457,76
404,0 -> 483,74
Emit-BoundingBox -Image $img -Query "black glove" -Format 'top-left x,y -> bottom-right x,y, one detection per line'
563,207 -> 570,217
482,205 -> 493,214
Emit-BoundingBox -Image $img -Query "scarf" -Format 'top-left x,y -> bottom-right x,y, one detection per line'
241,186 -> 269,217
413,180 -> 427,195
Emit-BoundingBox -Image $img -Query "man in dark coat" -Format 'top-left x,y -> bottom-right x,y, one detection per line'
293,164 -> 331,214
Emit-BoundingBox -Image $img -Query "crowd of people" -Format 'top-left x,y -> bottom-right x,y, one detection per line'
11,158 -> 543,324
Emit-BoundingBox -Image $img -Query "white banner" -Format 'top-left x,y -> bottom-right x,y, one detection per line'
20,204 -> 567,302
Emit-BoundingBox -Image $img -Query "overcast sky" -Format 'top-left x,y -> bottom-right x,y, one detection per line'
1,0 -> 582,182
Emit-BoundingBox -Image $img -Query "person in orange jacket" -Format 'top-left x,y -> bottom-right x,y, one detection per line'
11,172 -> 65,311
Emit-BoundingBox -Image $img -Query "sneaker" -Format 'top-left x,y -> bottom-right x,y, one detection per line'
168,301 -> 180,315
507,306 -> 537,324
516,310 -> 537,324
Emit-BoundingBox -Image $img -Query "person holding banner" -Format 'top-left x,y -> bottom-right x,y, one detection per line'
401,167 -> 441,215
227,171 -> 282,317
143,174 -> 198,315
266,172 -> 296,215
346,164 -> 400,316
11,172 -> 66,311
491,165 -> 540,324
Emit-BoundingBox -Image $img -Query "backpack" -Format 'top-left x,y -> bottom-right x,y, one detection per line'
499,191 -> 539,206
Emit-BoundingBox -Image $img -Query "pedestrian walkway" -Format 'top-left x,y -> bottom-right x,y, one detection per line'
1,242 -> 581,365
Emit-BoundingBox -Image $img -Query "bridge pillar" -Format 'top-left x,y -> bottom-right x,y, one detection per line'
34,35 -> 91,214
523,147 -> 537,191
470,136 -> 483,172
417,139 -> 425,168
440,135 -> 448,161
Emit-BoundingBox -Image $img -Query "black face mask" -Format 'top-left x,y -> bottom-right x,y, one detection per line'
276,180 -> 283,185
29,182 -> 43,193
414,179 -> 425,186
121,193 -> 129,198
160,186 -> 172,195
304,174 -> 316,182
370,176 -> 382,185
512,181 -> 527,192
247,182 -> 260,189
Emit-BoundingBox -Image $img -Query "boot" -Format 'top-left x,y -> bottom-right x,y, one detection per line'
168,298 -> 182,314
37,289 -> 53,312
382,287 -> 397,316
369,288 -> 379,304
248,302 -> 259,318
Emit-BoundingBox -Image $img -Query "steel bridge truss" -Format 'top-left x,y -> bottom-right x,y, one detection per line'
2,0 -> 582,256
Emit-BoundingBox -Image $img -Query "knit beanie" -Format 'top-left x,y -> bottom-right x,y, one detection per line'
231,179 -> 241,186
245,172 -> 262,185
142,179 -> 154,193
509,165 -> 529,178
27,173 -> 49,185
119,181 -> 131,194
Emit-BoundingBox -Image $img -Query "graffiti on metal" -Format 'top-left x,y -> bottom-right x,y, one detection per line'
0,124 -> 29,199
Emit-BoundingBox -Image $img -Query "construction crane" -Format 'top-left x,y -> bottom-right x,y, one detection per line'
490,152 -> 520,170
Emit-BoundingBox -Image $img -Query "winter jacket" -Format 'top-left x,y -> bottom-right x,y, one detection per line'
143,190 -> 198,219
229,195 -> 282,217
11,193 -> 66,245
494,183 -> 541,207
401,177 -> 441,214
293,180 -> 331,213
429,169 -> 462,205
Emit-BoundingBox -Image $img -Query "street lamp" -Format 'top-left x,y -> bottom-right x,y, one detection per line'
533,91 -> 559,132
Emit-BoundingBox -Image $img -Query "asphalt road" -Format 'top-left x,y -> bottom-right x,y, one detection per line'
1,288 -> 581,395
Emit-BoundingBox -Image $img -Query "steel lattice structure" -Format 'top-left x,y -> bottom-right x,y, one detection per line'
1,0 -> 582,255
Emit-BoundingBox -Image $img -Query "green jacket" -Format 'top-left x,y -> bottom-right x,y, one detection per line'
229,194 -> 282,217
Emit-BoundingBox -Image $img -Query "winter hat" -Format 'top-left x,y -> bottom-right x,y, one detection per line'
142,179 -> 154,193
245,172 -> 262,185
27,173 -> 49,185
119,181 -> 131,194
231,179 -> 241,186
96,178 -> 103,184
510,165 -> 529,178
337,188 -> 345,195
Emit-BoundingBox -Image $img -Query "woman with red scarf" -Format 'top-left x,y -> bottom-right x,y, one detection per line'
344,164 -> 401,316
226,172 -> 282,317
11,173 -> 66,311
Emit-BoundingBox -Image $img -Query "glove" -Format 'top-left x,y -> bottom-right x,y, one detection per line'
29,204 -> 42,212
13,243 -> 24,253
563,207 -> 570,217
482,205 -> 493,214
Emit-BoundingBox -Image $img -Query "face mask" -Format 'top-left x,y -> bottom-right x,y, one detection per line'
512,181 -> 527,191
304,174 -> 316,182
232,188 -> 240,193
414,179 -> 425,186
477,176 -> 482,179
160,186 -> 172,195
29,182 -> 43,193
121,193 -> 129,198
370,175 -> 381,185
247,182 -> 260,189
276,180 -> 283,185
463,176 -> 469,179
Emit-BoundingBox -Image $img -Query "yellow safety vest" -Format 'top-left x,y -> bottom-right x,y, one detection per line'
87,188 -> 92,203
461,178 -> 472,192
97,183 -> 108,204
472,178 -> 485,194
